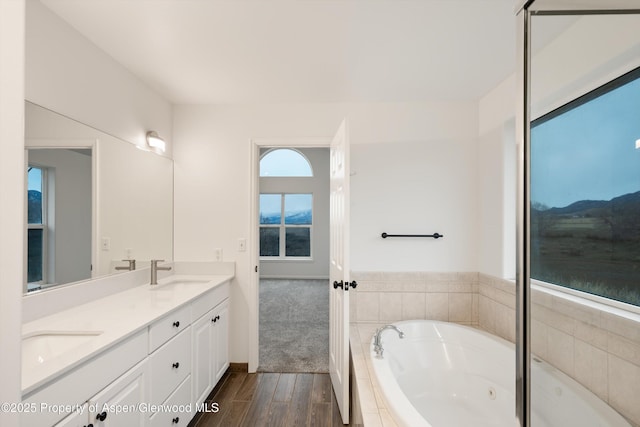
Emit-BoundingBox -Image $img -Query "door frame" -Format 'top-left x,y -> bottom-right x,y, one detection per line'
248,137 -> 331,373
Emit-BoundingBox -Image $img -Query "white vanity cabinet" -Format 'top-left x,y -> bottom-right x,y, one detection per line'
146,327 -> 192,425
148,305 -> 190,352
22,330 -> 148,427
148,376 -> 191,427
53,360 -> 148,427
191,311 -> 215,408
23,278 -> 233,427
212,300 -> 229,382
191,285 -> 230,410
87,360 -> 148,426
53,404 -> 88,427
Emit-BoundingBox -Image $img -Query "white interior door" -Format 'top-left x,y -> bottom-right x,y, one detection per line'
329,119 -> 351,424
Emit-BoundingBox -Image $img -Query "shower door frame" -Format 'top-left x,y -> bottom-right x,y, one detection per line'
515,1 -> 640,426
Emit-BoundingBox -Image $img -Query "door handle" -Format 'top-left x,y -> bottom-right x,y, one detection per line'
334,280 -> 358,290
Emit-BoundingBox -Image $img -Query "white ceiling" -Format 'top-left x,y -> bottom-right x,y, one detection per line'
41,0 -> 523,104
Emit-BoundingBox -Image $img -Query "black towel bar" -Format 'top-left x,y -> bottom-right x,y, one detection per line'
381,232 -> 443,239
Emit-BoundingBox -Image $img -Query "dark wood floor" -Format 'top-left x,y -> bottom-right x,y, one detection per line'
189,371 -> 348,427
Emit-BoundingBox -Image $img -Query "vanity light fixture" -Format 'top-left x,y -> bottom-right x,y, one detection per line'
636,139 -> 640,149
146,131 -> 166,153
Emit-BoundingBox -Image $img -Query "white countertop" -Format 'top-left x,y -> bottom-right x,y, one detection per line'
21,274 -> 233,395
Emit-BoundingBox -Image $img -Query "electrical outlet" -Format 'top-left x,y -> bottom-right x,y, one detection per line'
238,238 -> 247,252
214,248 -> 223,261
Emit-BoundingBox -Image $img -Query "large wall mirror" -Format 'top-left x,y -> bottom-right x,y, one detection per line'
24,101 -> 173,294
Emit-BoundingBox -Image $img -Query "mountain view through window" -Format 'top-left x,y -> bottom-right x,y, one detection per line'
531,67 -> 640,306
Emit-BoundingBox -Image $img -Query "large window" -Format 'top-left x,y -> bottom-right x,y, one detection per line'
27,165 -> 46,285
259,148 -> 314,259
531,67 -> 640,306
260,193 -> 313,258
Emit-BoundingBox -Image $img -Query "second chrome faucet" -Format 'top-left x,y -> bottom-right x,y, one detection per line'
150,259 -> 172,285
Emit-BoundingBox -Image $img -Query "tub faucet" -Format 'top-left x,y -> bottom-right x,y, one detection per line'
150,259 -> 172,285
373,325 -> 405,358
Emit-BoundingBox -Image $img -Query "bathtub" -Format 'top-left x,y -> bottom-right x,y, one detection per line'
369,320 -> 630,427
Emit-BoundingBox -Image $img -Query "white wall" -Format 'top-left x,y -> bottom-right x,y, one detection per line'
259,148 -> 330,279
529,14 -> 640,120
97,137 -> 173,274
0,0 -> 25,424
351,139 -> 478,272
173,101 -> 478,362
27,149 -> 92,285
25,0 -> 173,154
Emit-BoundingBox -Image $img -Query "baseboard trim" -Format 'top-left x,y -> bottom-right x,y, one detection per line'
228,362 -> 249,373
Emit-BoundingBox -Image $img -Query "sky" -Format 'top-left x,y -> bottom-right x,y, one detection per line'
27,167 -> 42,192
260,149 -> 313,177
531,76 -> 640,209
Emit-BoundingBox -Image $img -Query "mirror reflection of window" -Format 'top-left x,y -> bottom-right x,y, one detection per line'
26,149 -> 93,291
27,165 -> 46,288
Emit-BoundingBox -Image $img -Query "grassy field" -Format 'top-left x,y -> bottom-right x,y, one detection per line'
532,213 -> 640,306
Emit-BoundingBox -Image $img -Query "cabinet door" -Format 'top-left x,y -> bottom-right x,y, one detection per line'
191,310 -> 214,407
89,360 -> 147,427
54,404 -> 89,427
212,300 -> 229,382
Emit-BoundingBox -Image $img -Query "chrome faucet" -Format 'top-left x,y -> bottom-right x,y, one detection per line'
150,259 -> 172,285
115,259 -> 136,271
373,325 -> 405,358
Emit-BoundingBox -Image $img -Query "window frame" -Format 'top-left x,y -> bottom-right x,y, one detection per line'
27,164 -> 49,288
530,65 -> 640,309
259,192 -> 314,260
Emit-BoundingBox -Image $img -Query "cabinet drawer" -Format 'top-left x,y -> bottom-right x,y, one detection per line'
149,376 -> 192,427
149,304 -> 190,352
191,281 -> 229,322
149,328 -> 191,407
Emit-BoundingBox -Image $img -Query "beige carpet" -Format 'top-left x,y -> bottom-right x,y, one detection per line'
258,279 -> 329,373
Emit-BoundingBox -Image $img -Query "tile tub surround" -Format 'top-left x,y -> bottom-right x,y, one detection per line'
350,272 -> 479,326
350,271 -> 640,427
350,323 -> 399,427
478,273 -> 640,427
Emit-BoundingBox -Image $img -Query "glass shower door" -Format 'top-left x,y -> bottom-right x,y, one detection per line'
517,2 -> 640,426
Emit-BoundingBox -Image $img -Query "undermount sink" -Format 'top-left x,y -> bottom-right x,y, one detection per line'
150,278 -> 210,291
22,330 -> 103,367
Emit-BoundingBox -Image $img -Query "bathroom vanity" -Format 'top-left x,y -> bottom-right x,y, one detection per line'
20,269 -> 233,427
